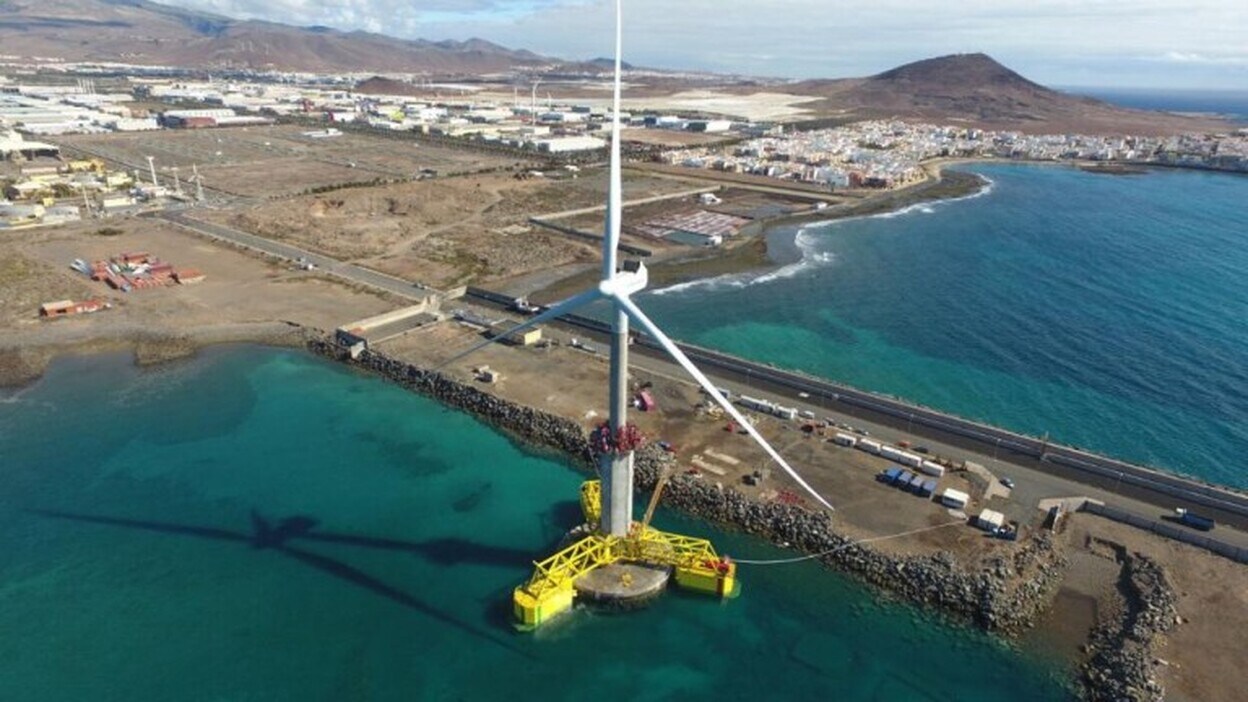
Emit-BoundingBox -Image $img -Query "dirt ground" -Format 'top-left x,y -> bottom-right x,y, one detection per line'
201,169 -> 700,288
1058,515 -> 1248,702
54,125 -> 524,199
0,218 -> 396,364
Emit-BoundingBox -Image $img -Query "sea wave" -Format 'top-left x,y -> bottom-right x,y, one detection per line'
650,171 -> 994,298
650,229 -> 836,296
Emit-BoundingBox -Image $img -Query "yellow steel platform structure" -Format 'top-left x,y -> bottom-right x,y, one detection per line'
513,480 -> 737,629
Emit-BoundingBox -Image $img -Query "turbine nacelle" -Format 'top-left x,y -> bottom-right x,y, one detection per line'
599,260 -> 649,299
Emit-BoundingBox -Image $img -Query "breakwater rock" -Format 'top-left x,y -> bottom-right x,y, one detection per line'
308,338 -> 1065,637
309,340 -> 594,466
1082,550 -> 1177,702
632,447 -> 1066,635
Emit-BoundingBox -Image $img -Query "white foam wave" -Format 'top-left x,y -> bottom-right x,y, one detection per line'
650,171 -> 994,299
650,228 -> 837,297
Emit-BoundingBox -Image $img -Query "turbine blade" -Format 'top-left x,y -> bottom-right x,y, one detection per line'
435,289 -> 602,370
601,0 -> 623,281
617,296 -> 834,511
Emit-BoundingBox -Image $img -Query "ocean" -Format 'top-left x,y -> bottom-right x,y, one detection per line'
0,346 -> 1071,701
1063,86 -> 1248,123
643,163 -> 1248,489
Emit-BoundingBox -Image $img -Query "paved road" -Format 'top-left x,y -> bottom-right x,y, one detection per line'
463,287 -> 1248,532
139,213 -> 1248,537
153,210 -> 436,300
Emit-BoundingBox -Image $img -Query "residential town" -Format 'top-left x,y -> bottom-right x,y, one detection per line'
659,120 -> 1248,189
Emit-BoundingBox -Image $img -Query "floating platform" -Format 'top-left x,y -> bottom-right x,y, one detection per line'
512,480 -> 737,630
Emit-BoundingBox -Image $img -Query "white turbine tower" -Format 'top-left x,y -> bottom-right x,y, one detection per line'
441,0 -> 833,530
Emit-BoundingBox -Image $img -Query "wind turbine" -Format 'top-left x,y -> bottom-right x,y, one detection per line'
440,0 -> 833,534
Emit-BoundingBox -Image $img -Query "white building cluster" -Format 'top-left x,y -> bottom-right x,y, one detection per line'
0,86 -> 157,135
661,120 -> 1248,188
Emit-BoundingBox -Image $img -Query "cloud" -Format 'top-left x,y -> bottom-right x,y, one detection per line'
1156,51 -> 1248,65
160,0 -> 1248,88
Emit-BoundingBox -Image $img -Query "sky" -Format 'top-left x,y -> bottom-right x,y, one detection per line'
163,0 -> 1248,90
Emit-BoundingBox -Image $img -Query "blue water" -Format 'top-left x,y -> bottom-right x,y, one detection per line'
1064,86 -> 1248,123
642,164 -> 1248,488
0,346 -> 1071,701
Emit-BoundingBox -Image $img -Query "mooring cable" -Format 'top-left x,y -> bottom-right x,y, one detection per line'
732,519 -> 967,566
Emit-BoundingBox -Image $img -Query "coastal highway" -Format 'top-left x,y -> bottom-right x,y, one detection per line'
143,210 -> 1248,532
151,210 -> 436,301
463,287 -> 1248,531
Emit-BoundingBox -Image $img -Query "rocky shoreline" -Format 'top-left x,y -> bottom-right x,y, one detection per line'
1081,544 -> 1178,702
0,321 -> 309,389
307,338 -> 1068,638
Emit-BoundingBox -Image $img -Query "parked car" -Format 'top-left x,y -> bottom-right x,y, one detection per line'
999,477 -> 1015,489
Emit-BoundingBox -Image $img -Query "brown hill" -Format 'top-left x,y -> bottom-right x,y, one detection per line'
0,0 -> 549,74
790,53 -> 1225,135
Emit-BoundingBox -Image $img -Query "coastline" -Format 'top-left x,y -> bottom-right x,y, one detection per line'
0,321 -> 311,389
529,161 -> 988,303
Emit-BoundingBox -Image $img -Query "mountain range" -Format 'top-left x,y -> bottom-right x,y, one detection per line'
0,0 -> 549,73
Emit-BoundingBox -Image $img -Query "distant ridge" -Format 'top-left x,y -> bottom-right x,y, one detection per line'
870,52 -> 1047,91
0,0 -> 551,74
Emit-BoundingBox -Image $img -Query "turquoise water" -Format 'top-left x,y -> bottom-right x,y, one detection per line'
644,164 -> 1248,488
0,347 -> 1070,701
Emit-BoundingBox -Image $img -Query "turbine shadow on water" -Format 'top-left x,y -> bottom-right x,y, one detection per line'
26,508 -> 535,657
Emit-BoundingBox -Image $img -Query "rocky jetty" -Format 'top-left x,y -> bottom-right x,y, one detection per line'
632,447 -> 1066,635
309,338 -> 1068,638
1082,550 -> 1178,702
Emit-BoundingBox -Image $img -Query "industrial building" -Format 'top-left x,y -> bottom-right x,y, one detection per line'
487,321 -> 543,346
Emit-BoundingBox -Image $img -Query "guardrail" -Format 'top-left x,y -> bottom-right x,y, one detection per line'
1082,502 -> 1248,564
462,286 -> 1248,522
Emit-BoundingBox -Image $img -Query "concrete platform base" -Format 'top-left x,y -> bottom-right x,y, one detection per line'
574,562 -> 671,609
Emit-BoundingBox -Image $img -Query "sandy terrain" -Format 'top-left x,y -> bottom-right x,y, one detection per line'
0,217 -> 396,383
201,169 -> 703,288
469,86 -> 822,122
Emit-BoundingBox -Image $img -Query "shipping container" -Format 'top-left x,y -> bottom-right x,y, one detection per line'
897,452 -> 924,468
880,446 -> 904,462
940,489 -> 969,509
920,460 -> 946,477
857,439 -> 882,454
833,433 -> 857,447
976,509 -> 1006,531
919,479 -> 938,497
